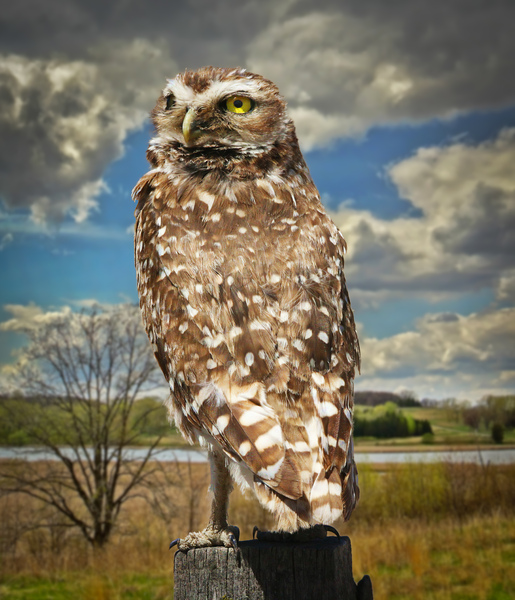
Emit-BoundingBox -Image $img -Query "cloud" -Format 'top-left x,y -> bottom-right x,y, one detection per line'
0,232 -> 13,250
248,1 -> 515,147
0,39 -> 173,224
1,0 -> 514,221
356,306 -> 515,400
0,303 -> 72,332
331,128 -> 515,306
497,270 -> 515,304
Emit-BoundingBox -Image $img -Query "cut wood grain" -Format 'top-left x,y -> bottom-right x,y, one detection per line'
174,536 -> 373,600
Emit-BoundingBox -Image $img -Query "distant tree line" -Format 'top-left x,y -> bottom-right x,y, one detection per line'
0,395 -> 170,446
353,401 -> 432,439
354,390 -> 421,408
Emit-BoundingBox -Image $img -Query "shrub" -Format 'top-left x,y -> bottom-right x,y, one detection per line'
491,422 -> 504,444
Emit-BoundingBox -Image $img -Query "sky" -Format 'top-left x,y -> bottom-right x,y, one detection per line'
1,0 -> 514,401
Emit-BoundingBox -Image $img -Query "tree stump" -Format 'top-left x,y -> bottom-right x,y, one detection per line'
173,536 -> 373,600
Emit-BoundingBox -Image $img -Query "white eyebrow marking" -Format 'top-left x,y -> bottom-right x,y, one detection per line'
163,78 -> 262,109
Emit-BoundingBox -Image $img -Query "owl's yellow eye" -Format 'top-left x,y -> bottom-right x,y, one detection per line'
225,96 -> 253,114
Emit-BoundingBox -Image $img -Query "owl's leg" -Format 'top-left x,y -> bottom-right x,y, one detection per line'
170,449 -> 239,551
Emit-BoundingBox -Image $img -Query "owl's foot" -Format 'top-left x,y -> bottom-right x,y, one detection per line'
169,525 -> 240,551
252,524 -> 340,543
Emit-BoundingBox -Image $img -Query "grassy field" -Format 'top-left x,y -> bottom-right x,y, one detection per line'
0,461 -> 514,599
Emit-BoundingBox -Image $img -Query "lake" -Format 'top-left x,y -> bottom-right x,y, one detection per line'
0,446 -> 514,464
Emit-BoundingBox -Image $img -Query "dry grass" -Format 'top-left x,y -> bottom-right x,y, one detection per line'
0,461 -> 514,599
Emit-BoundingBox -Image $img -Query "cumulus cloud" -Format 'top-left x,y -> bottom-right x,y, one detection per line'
248,1 -> 515,147
0,39 -> 173,224
1,0 -> 514,222
0,303 -> 72,332
331,128 -> 515,306
356,307 -> 515,400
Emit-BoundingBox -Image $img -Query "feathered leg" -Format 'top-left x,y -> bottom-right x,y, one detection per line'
170,449 -> 239,551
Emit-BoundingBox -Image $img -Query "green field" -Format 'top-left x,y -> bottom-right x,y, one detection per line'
2,395 -> 514,450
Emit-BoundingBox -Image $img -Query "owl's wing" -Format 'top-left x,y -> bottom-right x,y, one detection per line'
134,172 -> 304,500
265,210 -> 360,520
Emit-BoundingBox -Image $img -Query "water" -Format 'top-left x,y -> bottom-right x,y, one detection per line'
0,446 -> 514,464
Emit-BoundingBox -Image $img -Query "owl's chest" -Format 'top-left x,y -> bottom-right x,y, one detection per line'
157,200 -> 305,275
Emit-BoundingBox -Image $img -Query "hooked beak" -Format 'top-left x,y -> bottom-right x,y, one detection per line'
182,108 -> 200,145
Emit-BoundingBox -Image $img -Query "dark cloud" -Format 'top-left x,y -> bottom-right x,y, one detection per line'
2,0 -> 515,222
0,0 -> 269,66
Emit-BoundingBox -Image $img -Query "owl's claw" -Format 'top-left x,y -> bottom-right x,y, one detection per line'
228,533 -> 239,550
169,525 -> 240,551
253,526 -> 259,540
169,538 -> 180,549
324,525 -> 341,539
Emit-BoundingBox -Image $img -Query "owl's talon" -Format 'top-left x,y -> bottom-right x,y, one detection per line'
169,538 -> 180,549
253,526 -> 259,540
324,525 -> 340,539
170,525 -> 240,550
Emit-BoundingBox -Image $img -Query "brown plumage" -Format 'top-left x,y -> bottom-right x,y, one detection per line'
133,66 -> 360,548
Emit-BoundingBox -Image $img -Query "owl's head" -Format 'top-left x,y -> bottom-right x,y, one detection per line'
151,67 -> 292,156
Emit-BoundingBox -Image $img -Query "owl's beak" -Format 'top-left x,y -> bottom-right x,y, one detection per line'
182,108 -> 200,145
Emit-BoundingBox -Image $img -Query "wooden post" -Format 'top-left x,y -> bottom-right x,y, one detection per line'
174,536 -> 373,600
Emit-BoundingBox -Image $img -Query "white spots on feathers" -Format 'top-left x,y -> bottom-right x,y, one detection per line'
197,190 -> 215,211
215,414 -> 230,433
312,372 -> 325,387
318,402 -> 339,418
318,331 -> 329,344
186,305 -> 198,318
239,440 -> 253,456
293,440 -> 310,453
229,326 -> 243,339
292,339 -> 305,352
249,320 -> 268,331
254,424 -> 282,452
257,457 -> 284,481
239,406 -> 270,426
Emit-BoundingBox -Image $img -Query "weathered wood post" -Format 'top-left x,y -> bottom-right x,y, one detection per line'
174,536 -> 373,600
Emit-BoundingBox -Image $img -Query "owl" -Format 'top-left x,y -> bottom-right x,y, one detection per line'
133,66 -> 360,549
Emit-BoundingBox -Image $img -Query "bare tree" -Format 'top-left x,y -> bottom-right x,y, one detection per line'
0,304 -> 165,548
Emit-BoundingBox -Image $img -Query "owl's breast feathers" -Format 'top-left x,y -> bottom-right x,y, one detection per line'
134,169 -> 360,519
